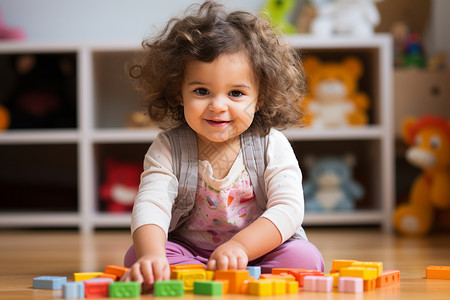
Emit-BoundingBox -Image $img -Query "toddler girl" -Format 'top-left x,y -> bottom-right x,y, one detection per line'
122,0 -> 324,292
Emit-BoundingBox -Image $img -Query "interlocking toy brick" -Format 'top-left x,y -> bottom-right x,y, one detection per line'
170,264 -> 205,271
326,273 -> 340,288
338,277 -> 363,293
352,261 -> 383,277
109,281 -> 141,298
260,273 -> 295,281
376,270 -> 400,287
287,270 -> 324,287
84,278 -> 113,298
272,268 -> 309,275
63,281 -> 84,299
303,275 -> 333,292
73,272 -> 103,281
239,278 -> 254,294
99,273 -> 118,281
104,265 -> 129,279
193,280 -> 223,296
426,266 -> 450,279
215,270 -> 249,294
154,280 -> 184,297
340,267 -> 378,280
33,276 -> 67,290
205,270 -> 215,280
171,269 -> 206,291
247,266 -> 261,280
270,279 -> 286,295
248,280 -> 272,296
286,280 -> 299,294
332,259 -> 359,271
364,278 -> 377,291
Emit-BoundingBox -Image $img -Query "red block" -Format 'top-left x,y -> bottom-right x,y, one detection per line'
84,278 -> 113,298
288,270 -> 324,287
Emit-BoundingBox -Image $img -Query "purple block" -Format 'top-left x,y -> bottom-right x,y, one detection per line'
338,277 -> 363,293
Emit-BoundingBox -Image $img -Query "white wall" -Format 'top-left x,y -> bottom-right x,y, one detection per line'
0,0 -> 265,42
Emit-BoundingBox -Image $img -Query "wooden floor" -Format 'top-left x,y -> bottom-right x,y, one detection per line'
1,227 -> 449,299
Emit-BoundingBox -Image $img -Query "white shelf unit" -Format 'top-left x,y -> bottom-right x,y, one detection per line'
0,34 -> 393,233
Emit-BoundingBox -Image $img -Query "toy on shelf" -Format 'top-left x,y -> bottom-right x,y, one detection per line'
402,33 -> 426,69
100,158 -> 142,213
0,104 -> 10,131
393,115 -> 450,236
0,8 -> 25,40
295,1 -> 318,34
261,0 -> 297,34
310,0 -> 381,37
303,154 -> 364,212
302,56 -> 370,128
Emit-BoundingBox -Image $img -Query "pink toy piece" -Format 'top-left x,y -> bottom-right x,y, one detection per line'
338,277 -> 363,293
0,9 -> 25,40
303,276 -> 333,292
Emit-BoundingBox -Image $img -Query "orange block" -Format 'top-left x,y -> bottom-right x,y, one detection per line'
272,268 -> 309,275
170,264 -> 205,271
104,265 -> 129,278
426,266 -> 450,279
376,270 -> 400,287
239,278 -> 255,294
215,270 -> 249,294
332,260 -> 358,271
364,279 -> 377,291
259,274 -> 296,281
99,273 -> 118,281
287,270 -> 323,287
215,280 -> 229,294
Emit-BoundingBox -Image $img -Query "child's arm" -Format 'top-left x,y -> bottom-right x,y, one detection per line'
121,224 -> 170,292
206,217 -> 281,270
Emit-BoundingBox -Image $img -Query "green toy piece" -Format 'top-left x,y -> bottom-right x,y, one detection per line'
154,280 -> 184,297
261,0 -> 297,34
194,280 -> 223,296
109,281 -> 141,298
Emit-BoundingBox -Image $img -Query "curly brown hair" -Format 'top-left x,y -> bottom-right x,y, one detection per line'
129,0 -> 306,135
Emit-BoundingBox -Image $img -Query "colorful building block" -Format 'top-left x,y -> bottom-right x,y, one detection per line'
205,270 -> 215,280
193,280 -> 223,296
376,270 -> 400,287
215,270 -> 249,294
247,266 -> 261,280
303,275 -> 333,292
239,278 -> 254,294
170,264 -> 205,271
248,280 -> 272,296
352,261 -> 383,277
84,278 -> 113,298
426,266 -> 450,279
33,276 -> 67,290
171,269 -> 206,291
288,270 -> 324,287
99,273 -> 118,281
215,279 -> 229,294
364,278 -> 377,291
270,279 -> 286,295
154,280 -> 184,297
109,281 -> 141,298
338,277 -> 363,293
272,268 -> 309,275
73,272 -> 103,281
104,265 -> 129,279
259,273 -> 296,281
340,267 -> 378,280
63,282 -> 84,299
286,280 -> 299,294
326,273 -> 340,288
332,260 -> 359,271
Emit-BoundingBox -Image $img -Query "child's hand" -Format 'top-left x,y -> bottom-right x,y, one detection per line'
121,255 -> 170,293
206,240 -> 248,270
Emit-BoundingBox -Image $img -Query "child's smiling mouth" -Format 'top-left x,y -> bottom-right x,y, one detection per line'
205,119 -> 231,127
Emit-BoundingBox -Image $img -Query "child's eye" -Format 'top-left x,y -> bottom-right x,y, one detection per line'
194,88 -> 209,96
229,90 -> 244,97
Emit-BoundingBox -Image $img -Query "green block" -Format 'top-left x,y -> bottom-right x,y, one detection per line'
154,280 -> 184,297
109,281 -> 141,298
193,280 -> 223,296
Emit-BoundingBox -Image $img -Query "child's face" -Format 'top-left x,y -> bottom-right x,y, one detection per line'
181,51 -> 258,144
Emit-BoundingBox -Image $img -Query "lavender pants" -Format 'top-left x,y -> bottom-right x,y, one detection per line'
124,239 -> 324,273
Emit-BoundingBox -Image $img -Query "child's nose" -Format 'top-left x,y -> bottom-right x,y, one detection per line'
208,95 -> 227,112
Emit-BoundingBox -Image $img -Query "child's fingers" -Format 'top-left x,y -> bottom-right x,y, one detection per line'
206,258 -> 217,271
140,260 -> 154,285
151,260 -> 167,282
216,255 -> 229,270
237,256 -> 248,270
129,263 -> 144,284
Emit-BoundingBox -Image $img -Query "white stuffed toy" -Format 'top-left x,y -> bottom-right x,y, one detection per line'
311,0 -> 381,37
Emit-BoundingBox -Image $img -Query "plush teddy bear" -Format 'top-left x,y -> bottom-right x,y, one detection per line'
393,115 -> 450,236
303,154 -> 364,212
100,159 -> 142,213
302,56 -> 370,128
310,0 -> 381,37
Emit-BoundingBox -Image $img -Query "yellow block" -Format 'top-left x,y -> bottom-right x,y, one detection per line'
326,273 -> 340,288
205,270 -> 215,281
270,280 -> 286,295
340,267 -> 378,280
332,259 -> 359,271
73,272 -> 104,281
171,269 -> 206,291
248,280 -> 272,296
352,261 -> 383,277
286,280 -> 299,294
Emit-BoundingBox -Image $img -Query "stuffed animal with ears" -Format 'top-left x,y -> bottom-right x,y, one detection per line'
303,154 -> 364,212
302,56 -> 370,128
393,115 -> 450,236
100,159 -> 142,213
261,0 -> 297,34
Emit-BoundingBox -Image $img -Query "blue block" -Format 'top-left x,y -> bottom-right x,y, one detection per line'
33,276 -> 67,289
247,266 -> 261,280
63,281 -> 85,299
